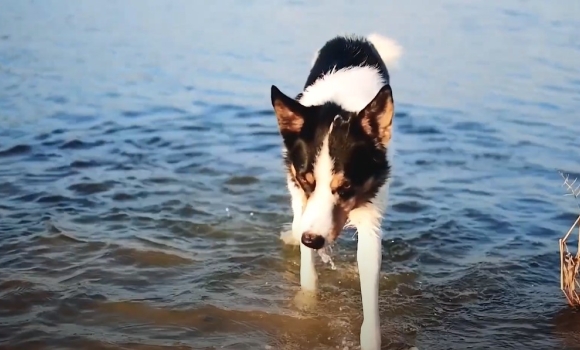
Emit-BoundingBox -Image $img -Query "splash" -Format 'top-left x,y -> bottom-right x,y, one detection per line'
318,246 -> 336,270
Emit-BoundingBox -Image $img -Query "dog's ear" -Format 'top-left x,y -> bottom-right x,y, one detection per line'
271,85 -> 306,135
356,84 -> 394,147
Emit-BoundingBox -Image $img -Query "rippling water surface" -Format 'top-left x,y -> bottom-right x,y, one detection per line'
1,1 -> 580,349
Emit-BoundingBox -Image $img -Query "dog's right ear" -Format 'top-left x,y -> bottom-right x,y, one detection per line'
271,85 -> 306,135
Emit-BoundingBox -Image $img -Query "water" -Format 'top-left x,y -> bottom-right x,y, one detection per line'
1,0 -> 580,349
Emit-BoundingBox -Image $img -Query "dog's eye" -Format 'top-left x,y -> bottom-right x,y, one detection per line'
336,182 -> 353,199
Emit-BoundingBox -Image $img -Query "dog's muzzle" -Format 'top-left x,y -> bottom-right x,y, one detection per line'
301,232 -> 325,250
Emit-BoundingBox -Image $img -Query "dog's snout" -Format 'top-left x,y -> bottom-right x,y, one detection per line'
301,232 -> 325,250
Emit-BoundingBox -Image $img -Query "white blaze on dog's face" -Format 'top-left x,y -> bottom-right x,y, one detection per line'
271,84 -> 394,250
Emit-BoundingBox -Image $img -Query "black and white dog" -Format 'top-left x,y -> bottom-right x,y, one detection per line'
270,33 -> 402,350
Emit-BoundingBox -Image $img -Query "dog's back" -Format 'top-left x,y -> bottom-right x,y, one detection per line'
303,35 -> 395,90
296,34 -> 402,113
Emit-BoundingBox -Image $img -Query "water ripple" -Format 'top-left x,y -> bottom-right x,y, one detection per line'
1,0 -> 579,349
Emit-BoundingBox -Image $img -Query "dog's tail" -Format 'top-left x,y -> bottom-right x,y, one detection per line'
367,33 -> 403,68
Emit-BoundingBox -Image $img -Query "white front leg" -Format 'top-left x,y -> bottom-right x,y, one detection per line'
357,229 -> 382,350
287,180 -> 318,291
293,193 -> 317,291
300,242 -> 317,291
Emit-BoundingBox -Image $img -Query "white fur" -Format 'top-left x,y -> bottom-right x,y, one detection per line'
286,143 -> 389,350
288,176 -> 389,350
367,33 -> 403,68
280,33 -> 402,350
348,182 -> 388,350
299,238 -> 317,291
357,223 -> 383,349
299,66 -> 386,113
286,174 -> 304,245
298,126 -> 336,240
286,173 -> 318,290
301,34 -> 402,113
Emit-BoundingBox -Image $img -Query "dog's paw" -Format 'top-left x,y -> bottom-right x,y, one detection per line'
293,289 -> 317,311
360,320 -> 381,350
280,229 -> 300,245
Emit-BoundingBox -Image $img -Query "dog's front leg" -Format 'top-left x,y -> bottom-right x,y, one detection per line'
288,181 -> 318,291
300,242 -> 317,291
293,207 -> 317,292
357,230 -> 382,350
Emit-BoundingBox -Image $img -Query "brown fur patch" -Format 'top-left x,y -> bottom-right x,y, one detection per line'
359,85 -> 394,146
379,111 -> 393,145
361,114 -> 393,146
330,207 -> 348,241
330,197 -> 356,241
329,177 -> 381,241
330,172 -> 345,192
290,165 -> 316,200
360,118 -> 373,136
304,172 -> 315,186
298,172 -> 315,191
274,101 -> 304,133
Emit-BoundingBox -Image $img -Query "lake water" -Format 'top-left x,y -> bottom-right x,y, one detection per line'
1,0 -> 580,349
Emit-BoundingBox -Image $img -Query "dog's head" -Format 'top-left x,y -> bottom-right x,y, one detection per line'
271,84 -> 393,250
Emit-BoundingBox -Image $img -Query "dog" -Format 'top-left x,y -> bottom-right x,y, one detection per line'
270,33 -> 402,350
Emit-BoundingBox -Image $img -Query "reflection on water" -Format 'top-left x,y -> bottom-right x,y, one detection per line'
1,0 -> 580,349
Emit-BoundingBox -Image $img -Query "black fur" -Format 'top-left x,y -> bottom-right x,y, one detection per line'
305,35 -> 390,89
328,111 -> 390,201
273,35 -> 392,205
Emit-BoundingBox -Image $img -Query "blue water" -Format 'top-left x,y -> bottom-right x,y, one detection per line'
1,1 -> 580,349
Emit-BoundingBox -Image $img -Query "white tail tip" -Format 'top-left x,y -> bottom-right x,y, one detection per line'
367,33 -> 403,68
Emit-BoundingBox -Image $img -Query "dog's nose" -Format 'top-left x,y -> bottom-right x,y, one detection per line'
301,232 -> 325,250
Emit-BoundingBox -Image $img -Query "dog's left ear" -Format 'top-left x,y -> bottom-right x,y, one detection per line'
356,84 -> 394,147
271,85 -> 306,135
